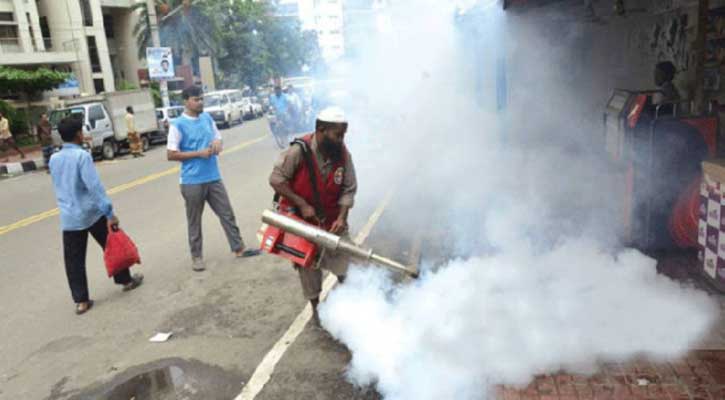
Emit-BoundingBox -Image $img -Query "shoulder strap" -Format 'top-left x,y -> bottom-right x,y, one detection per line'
273,139 -> 326,222
293,138 -> 326,222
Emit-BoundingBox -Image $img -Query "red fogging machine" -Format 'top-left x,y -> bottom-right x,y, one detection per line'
259,210 -> 419,278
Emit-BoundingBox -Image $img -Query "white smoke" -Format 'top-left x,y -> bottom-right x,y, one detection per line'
316,0 -> 719,399
320,239 -> 716,400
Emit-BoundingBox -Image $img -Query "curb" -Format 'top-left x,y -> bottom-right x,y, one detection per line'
0,158 -> 45,176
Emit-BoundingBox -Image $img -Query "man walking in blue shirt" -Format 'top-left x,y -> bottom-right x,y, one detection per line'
49,116 -> 143,315
167,86 -> 258,272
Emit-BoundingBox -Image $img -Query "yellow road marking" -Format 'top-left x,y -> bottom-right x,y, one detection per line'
0,135 -> 268,236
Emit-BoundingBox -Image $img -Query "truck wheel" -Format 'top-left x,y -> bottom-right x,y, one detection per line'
142,135 -> 150,152
102,140 -> 115,160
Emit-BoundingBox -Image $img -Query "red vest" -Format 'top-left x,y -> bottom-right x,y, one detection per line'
278,134 -> 346,230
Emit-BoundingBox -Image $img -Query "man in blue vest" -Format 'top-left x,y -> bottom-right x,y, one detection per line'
167,86 -> 259,271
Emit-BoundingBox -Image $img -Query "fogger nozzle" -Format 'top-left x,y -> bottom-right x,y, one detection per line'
261,210 -> 419,278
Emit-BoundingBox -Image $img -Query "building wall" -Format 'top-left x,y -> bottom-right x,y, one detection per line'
107,6 -> 142,87
459,0 -> 706,146
315,0 -> 345,61
276,0 -> 346,62
0,0 -> 142,97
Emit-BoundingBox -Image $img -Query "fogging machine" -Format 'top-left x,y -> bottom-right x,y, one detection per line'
259,210 -> 419,278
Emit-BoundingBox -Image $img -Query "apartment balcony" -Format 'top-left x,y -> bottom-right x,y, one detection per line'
0,38 -> 78,66
100,0 -> 135,7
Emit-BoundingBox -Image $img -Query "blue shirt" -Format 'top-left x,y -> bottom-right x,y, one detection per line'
168,112 -> 221,185
269,93 -> 289,114
49,143 -> 113,231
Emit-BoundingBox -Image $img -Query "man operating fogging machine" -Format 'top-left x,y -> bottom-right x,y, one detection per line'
269,107 -> 357,319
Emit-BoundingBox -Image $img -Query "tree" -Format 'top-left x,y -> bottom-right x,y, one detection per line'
132,0 -> 223,67
0,67 -> 69,134
212,0 -> 323,90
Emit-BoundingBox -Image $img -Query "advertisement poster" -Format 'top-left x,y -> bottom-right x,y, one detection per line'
146,47 -> 174,80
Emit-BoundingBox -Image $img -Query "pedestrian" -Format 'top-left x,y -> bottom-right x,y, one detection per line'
126,106 -> 144,158
167,85 -> 259,272
269,106 -> 357,322
0,111 -> 25,162
49,116 -> 144,315
37,113 -> 53,170
653,61 -> 680,104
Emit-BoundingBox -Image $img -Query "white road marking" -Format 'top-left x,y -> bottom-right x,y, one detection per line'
234,191 -> 394,400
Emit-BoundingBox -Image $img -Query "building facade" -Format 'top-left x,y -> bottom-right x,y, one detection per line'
0,0 -> 143,101
276,0 -> 345,62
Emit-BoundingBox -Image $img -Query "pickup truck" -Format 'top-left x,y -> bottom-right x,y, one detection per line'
49,89 -> 159,160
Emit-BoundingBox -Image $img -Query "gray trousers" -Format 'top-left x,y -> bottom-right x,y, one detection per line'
296,232 -> 351,300
180,180 -> 244,259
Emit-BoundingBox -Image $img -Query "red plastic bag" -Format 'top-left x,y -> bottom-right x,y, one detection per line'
104,228 -> 141,277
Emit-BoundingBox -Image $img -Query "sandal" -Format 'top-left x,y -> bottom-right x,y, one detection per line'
122,273 -> 144,292
236,249 -> 262,258
75,300 -> 94,315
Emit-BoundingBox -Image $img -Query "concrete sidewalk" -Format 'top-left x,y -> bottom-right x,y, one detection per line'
0,147 -> 45,175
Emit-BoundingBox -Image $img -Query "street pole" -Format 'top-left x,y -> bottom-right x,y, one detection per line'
693,0 -> 709,115
146,0 -> 170,108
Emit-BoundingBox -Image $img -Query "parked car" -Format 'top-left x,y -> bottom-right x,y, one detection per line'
204,90 -> 242,129
247,97 -> 264,118
49,89 -> 158,160
155,106 -> 184,143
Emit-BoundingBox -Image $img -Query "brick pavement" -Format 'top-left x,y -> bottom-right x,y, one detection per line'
495,252 -> 725,400
495,351 -> 725,399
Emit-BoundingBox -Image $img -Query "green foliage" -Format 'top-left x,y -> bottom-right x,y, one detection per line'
0,66 -> 69,135
211,0 -> 323,90
116,80 -> 139,91
134,0 -> 324,91
0,100 -> 28,135
132,0 -> 223,62
0,67 -> 69,95
149,81 -> 162,107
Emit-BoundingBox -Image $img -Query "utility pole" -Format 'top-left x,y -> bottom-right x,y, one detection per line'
693,0 -> 709,115
146,0 -> 170,108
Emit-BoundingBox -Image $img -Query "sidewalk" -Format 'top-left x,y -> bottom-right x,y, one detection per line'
496,251 -> 725,400
0,146 -> 45,176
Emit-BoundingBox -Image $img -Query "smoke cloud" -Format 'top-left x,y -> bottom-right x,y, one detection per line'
316,1 -> 719,399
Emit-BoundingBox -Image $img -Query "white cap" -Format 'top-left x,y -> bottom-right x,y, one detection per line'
317,106 -> 347,123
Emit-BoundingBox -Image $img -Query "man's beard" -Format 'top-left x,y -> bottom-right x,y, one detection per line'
320,138 -> 343,162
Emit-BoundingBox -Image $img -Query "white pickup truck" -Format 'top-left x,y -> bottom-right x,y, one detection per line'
49,89 -> 159,160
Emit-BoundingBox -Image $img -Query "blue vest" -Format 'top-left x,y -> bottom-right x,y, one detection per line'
173,113 -> 221,185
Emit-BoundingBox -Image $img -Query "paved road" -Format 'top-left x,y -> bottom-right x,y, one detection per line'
0,119 -> 389,400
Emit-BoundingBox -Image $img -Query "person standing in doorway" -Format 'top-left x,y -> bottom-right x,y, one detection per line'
0,111 -> 25,162
167,85 -> 259,272
126,106 -> 144,158
49,116 -> 144,315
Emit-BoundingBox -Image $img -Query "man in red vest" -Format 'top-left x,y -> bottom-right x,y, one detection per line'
269,106 -> 357,320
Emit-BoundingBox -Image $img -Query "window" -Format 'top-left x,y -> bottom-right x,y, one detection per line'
0,25 -> 18,39
80,0 -> 93,27
0,12 -> 14,22
0,25 -> 19,51
86,36 -> 101,73
103,14 -> 114,38
40,16 -> 51,49
167,107 -> 183,118
26,13 -> 37,50
89,104 -> 105,121
93,79 -> 105,94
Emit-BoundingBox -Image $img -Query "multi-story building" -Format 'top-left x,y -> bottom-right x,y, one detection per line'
343,0 -> 383,60
275,0 -> 345,62
0,0 -> 143,101
313,0 -> 344,61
